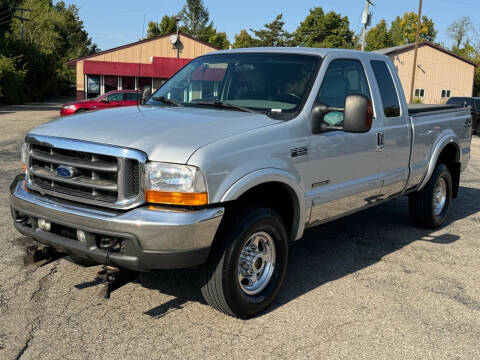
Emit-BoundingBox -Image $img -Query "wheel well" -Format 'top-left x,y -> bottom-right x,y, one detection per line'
236,182 -> 298,240
436,143 -> 461,198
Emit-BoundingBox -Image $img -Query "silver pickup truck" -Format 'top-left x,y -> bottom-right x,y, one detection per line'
10,48 -> 472,318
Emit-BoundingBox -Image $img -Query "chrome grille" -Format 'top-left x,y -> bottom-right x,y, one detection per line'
25,135 -> 146,209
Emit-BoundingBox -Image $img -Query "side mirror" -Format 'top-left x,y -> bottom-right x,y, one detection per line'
100,98 -> 109,103
311,103 -> 343,134
343,94 -> 373,133
141,86 -> 152,105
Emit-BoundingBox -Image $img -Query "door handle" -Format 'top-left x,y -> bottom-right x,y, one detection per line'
376,131 -> 384,152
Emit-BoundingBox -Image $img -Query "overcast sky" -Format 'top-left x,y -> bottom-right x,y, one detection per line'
55,0 -> 480,51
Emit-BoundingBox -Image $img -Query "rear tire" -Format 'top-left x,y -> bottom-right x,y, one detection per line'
408,163 -> 453,228
75,108 -> 87,114
200,204 -> 288,318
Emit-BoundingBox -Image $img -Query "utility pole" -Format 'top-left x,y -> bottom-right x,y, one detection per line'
361,0 -> 373,51
13,7 -> 32,40
175,16 -> 181,58
409,0 -> 423,103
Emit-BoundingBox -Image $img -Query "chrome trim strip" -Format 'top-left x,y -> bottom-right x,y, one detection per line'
31,166 -> 118,191
26,134 -> 147,162
30,149 -> 118,172
26,134 -> 147,210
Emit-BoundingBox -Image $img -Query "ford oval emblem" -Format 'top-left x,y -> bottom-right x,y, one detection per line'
56,165 -> 76,178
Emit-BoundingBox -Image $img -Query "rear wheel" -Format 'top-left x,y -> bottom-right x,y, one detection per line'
200,204 -> 288,318
408,163 -> 453,228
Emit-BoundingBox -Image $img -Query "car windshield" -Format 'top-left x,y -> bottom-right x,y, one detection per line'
147,53 -> 320,119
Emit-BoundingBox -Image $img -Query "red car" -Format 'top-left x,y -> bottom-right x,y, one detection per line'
60,90 -> 140,116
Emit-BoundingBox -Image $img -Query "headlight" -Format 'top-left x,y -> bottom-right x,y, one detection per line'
145,162 -> 207,206
63,105 -> 75,110
21,142 -> 28,173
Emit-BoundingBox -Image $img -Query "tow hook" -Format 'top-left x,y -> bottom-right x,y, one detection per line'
97,238 -> 136,299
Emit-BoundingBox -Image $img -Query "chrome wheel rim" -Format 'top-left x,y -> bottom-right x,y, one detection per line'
238,231 -> 276,296
433,177 -> 447,216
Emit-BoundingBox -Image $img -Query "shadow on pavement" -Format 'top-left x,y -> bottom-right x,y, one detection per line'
113,186 -> 480,317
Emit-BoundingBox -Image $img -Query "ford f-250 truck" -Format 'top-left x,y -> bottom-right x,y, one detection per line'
10,48 -> 472,318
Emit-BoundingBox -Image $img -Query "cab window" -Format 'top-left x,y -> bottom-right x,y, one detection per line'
317,59 -> 371,127
370,60 -> 401,117
106,92 -> 123,102
124,92 -> 139,101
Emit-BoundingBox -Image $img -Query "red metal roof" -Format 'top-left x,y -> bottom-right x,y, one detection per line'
83,57 -> 192,78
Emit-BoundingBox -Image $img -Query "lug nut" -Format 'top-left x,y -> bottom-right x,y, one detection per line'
38,219 -> 51,232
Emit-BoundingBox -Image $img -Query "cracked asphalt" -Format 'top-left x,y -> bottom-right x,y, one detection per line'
1,101 -> 479,359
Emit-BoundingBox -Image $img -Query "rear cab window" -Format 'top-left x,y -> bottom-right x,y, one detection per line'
370,60 -> 401,118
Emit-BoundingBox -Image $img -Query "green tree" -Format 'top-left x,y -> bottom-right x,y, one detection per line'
448,17 -> 473,49
292,7 -> 354,48
365,19 -> 392,51
146,15 -> 177,38
0,0 -> 97,103
176,0 -> 229,49
389,12 -> 437,45
250,14 -> 291,47
203,26 -> 230,49
178,0 -> 210,37
232,29 -> 258,48
53,1 -> 98,59
451,42 -> 480,96
0,0 -> 21,42
0,55 -> 26,103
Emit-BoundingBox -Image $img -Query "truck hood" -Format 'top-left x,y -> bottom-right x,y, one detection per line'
30,105 -> 280,163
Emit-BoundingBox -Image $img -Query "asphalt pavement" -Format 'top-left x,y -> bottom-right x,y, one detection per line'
0,102 -> 479,359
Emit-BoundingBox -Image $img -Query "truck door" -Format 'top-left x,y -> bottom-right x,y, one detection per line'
306,57 -> 384,225
369,60 -> 410,198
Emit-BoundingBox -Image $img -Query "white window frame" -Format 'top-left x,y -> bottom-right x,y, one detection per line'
441,89 -> 451,98
415,88 -> 425,98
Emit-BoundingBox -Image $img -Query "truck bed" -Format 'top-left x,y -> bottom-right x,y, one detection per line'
408,104 -> 462,115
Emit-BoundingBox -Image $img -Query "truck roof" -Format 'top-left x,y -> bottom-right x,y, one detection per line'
208,47 -> 390,61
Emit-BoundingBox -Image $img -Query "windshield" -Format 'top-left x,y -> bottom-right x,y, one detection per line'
147,53 -> 320,119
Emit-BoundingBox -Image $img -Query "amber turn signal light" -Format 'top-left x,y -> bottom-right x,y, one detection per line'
145,190 -> 208,206
22,163 -> 27,173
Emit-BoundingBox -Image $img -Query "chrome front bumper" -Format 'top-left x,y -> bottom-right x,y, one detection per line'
10,179 -> 224,270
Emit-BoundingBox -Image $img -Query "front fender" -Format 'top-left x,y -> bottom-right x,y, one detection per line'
219,168 -> 308,241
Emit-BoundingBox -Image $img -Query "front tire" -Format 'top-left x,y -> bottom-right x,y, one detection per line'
200,205 -> 288,318
408,163 -> 453,228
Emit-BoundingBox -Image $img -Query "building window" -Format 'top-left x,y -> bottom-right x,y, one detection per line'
415,88 -> 425,98
86,75 -> 100,99
122,76 -> 135,90
153,78 -> 166,92
441,89 -> 451,98
138,77 -> 152,90
104,75 -> 119,93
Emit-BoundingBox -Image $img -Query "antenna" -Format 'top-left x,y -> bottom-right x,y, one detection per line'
137,14 -> 146,107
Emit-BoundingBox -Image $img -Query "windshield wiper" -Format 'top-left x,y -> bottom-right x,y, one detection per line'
191,101 -> 258,113
151,96 -> 182,107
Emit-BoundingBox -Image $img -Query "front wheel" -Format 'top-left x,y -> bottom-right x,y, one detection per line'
408,163 -> 453,228
200,205 -> 288,318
